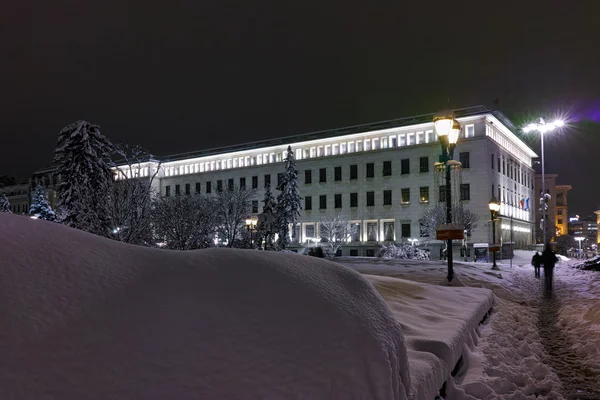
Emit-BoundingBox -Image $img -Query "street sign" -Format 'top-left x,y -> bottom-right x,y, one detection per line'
489,244 -> 501,252
436,226 -> 465,240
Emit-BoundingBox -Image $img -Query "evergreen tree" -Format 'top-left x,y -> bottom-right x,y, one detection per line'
258,184 -> 277,249
53,120 -> 114,236
0,194 -> 11,213
29,184 -> 56,221
275,146 -> 303,249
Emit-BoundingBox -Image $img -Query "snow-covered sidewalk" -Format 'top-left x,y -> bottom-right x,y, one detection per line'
340,251 -> 600,399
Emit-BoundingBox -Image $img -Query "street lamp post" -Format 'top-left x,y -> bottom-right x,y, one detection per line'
523,118 -> 564,247
434,113 -> 461,282
245,216 -> 258,248
489,196 -> 501,270
575,236 -> 584,258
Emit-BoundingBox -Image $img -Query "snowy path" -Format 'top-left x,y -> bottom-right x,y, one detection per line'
511,266 -> 600,400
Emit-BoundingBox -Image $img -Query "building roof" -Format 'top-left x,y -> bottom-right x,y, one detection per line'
161,105 -> 533,163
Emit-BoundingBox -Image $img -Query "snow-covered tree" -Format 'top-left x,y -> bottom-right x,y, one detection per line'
319,215 -> 357,256
53,120 -> 114,236
257,184 -> 277,250
152,194 -> 219,250
108,143 -> 161,245
29,184 -> 56,221
215,185 -> 256,248
418,204 -> 479,244
0,194 -> 11,213
377,241 -> 430,260
275,146 -> 302,249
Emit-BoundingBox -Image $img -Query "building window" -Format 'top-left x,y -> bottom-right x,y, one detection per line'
465,124 -> 475,138
239,177 -> 246,189
383,190 -> 392,205
401,223 -> 411,238
384,221 -> 395,241
439,185 -> 446,202
401,188 -> 410,204
252,176 -> 258,189
165,185 -> 171,197
350,249 -> 358,256
305,196 -> 312,210
252,200 -> 259,213
366,191 -> 374,206
228,178 -> 234,191
319,168 -> 327,183
216,180 -> 223,192
459,152 -> 470,168
420,187 -> 429,203
419,157 -> 428,173
206,181 -> 212,194
460,184 -> 470,201
175,184 -> 181,195
305,224 -> 315,240
382,161 -> 392,176
558,218 -> 563,225
334,194 -> 342,208
401,159 -> 410,174
350,164 -> 358,180
195,182 -> 201,194
351,223 -> 361,242
350,192 -> 358,207
366,249 -> 375,257
366,163 -> 374,178
557,209 -> 563,215
367,222 -> 378,242
305,170 -> 312,184
264,174 -> 271,188
497,156 -> 501,172
334,166 -> 342,181
319,195 -> 327,209
185,183 -> 191,195
491,153 -> 495,170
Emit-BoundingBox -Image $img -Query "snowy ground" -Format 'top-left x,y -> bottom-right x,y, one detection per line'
339,250 -> 600,400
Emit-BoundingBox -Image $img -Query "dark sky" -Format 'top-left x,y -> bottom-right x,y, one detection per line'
1,0 -> 599,215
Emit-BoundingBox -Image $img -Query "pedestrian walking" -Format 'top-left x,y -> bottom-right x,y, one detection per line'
532,251 -> 542,278
541,245 -> 558,293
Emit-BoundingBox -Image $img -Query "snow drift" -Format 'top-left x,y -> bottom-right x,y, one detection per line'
0,213 -> 410,399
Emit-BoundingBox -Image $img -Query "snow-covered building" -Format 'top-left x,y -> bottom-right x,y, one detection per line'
125,106 -> 538,257
0,176 -> 31,214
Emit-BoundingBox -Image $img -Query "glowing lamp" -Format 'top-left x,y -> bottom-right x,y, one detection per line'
434,114 -> 454,137
448,120 -> 461,144
488,196 -> 501,213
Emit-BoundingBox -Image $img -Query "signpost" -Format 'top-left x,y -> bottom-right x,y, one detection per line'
436,224 -> 465,240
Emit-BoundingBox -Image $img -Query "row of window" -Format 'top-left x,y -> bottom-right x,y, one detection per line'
158,125 -> 476,179
491,152 -> 532,189
304,185 -> 470,210
163,153 -> 474,196
302,220 -> 411,243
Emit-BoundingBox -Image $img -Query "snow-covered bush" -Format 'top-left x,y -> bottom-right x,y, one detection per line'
377,241 -> 430,260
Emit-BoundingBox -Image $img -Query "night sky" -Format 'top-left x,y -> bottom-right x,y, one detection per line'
1,1 -> 599,215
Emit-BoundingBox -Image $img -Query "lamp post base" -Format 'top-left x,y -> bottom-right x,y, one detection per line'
439,275 -> 466,287
491,264 -> 500,271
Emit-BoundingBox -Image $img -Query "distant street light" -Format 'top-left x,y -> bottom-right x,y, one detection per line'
489,196 -> 501,270
523,118 -> 564,247
434,113 -> 461,282
245,216 -> 258,247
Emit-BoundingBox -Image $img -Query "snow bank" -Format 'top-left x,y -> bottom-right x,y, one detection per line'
0,213 -> 410,399
364,275 -> 494,400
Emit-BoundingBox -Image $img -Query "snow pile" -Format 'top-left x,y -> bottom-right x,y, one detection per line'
364,275 -> 494,400
377,242 -> 430,260
0,213 -> 410,399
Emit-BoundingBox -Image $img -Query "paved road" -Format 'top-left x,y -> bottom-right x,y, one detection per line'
512,267 -> 600,400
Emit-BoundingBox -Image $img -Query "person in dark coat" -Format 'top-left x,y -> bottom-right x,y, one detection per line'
532,251 -> 542,278
541,245 -> 558,293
